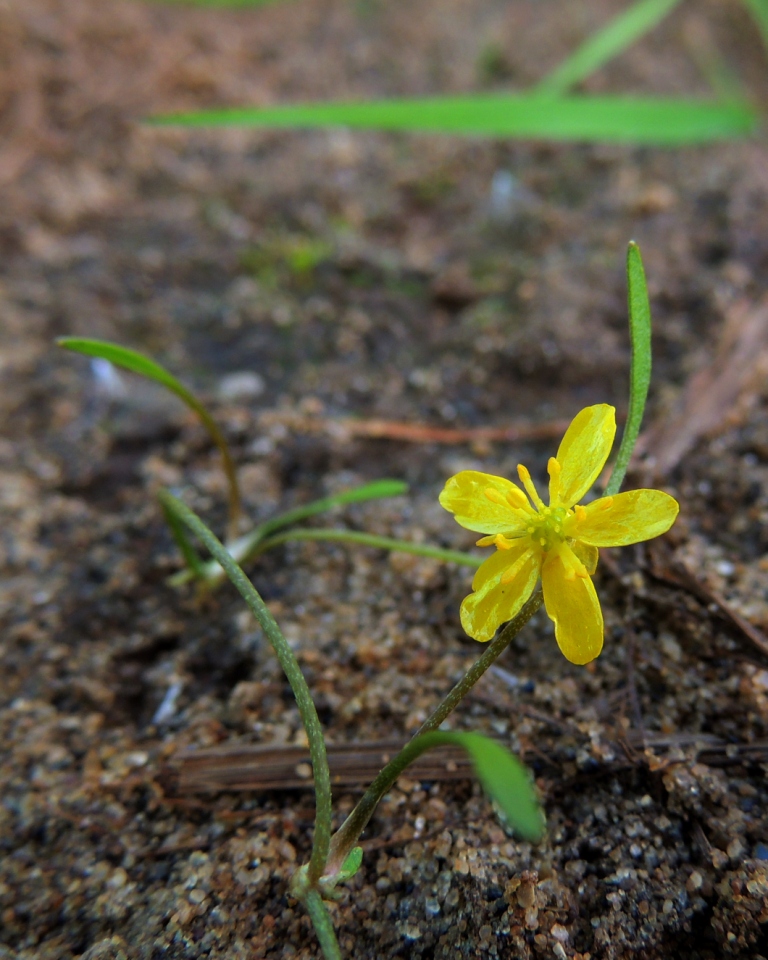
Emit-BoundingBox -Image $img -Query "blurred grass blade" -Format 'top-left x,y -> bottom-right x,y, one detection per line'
605,241 -> 652,496
57,337 -> 242,528
742,0 -> 768,52
256,479 -> 408,541
169,479 -> 409,586
536,0 -> 682,96
408,732 -> 544,842
148,94 -> 757,144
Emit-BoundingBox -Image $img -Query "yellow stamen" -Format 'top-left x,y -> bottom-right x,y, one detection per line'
517,464 -> 545,511
484,488 -> 507,506
505,487 -> 531,510
494,534 -> 514,550
476,535 -> 496,547
548,457 -> 562,504
574,505 -> 587,522
558,542 -> 588,581
599,497 -> 614,512
500,551 -> 530,584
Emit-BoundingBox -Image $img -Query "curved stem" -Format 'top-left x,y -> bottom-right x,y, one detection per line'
157,490 -> 333,885
324,589 -> 543,877
251,528 -> 482,568
304,890 -> 342,960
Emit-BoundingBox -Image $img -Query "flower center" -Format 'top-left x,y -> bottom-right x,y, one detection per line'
526,505 -> 568,552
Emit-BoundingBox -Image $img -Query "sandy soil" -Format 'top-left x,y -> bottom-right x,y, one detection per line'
2,0 -> 768,957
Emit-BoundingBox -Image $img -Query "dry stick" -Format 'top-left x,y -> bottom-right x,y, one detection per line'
324,590 -> 544,877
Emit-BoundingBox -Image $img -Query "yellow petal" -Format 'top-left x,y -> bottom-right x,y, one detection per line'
554,405 -> 616,507
461,541 -> 541,642
572,540 -> 599,576
566,490 -> 679,547
541,549 -> 604,664
439,471 -> 532,536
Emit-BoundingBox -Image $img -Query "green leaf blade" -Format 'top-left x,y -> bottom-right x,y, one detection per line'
57,337 -> 242,527
147,94 -> 757,145
536,0 -> 682,96
605,241 -> 652,496
411,731 -> 544,843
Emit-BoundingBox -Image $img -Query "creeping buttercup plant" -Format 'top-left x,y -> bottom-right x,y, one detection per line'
59,242 -> 676,959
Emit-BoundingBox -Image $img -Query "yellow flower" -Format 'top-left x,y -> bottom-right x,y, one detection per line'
439,404 -> 679,664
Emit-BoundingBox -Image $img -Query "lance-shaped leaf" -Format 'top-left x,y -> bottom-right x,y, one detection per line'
58,337 -> 242,527
403,731 -> 544,843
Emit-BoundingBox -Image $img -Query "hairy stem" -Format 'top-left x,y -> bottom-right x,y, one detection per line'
303,890 -> 342,960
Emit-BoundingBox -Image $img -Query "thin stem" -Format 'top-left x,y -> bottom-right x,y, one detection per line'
157,490 -> 333,885
250,528 -> 482,568
168,480 -> 408,588
303,890 -> 342,960
324,589 -> 543,876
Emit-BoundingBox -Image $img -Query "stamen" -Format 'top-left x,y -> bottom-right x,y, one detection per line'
506,487 -> 531,511
517,464 -> 545,510
476,535 -> 496,547
500,551 -> 530,584
484,488 -> 507,506
559,542 -> 588,581
494,534 -> 514,550
547,456 -> 562,505
599,497 -> 614,512
574,505 -> 587,522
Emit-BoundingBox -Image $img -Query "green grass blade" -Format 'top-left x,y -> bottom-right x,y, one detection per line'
407,732 -> 544,842
742,0 -> 768,53
251,527 -> 483,567
57,337 -> 242,527
168,479 -> 410,586
147,94 -> 757,144
536,0 -> 682,96
605,241 -> 652,496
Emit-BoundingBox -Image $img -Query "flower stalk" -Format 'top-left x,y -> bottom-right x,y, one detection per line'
323,589 -> 543,879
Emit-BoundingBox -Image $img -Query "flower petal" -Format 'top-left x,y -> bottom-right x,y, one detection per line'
541,550 -> 604,664
567,490 -> 679,546
461,541 -> 541,642
572,540 -> 599,575
554,404 -> 616,507
439,471 -> 532,536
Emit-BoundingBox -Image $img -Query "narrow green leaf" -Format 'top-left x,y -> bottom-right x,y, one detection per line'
409,732 -> 544,843
536,0 -> 682,96
57,337 -> 242,527
168,479 -> 410,586
604,241 -> 652,496
337,846 -> 363,883
742,0 -> 768,53
147,94 -> 757,145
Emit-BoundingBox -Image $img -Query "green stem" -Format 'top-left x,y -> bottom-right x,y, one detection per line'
160,498 -> 206,578
250,528 -> 482,568
168,480 -> 409,587
324,589 -> 543,877
156,490 -> 333,885
303,890 -> 342,960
